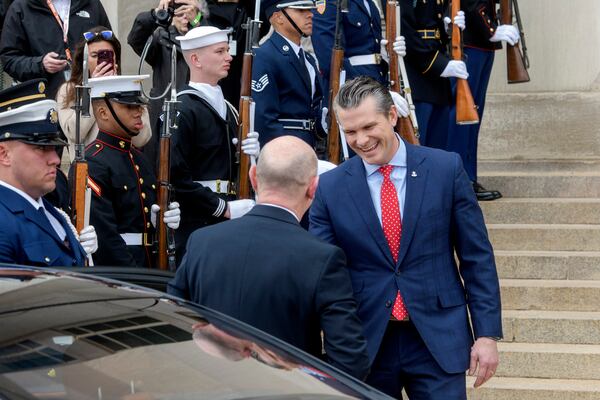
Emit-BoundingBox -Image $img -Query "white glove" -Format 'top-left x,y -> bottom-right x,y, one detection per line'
79,225 -> 98,255
241,131 -> 260,157
321,107 -> 328,132
228,199 -> 255,219
380,35 -> 407,58
317,160 -> 337,175
490,24 -> 520,46
444,10 -> 465,33
440,60 -> 469,79
151,202 -> 181,229
389,90 -> 409,118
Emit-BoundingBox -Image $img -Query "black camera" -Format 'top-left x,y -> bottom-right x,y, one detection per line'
153,1 -> 183,28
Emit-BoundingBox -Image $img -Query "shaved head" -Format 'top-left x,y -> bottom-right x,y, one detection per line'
256,136 -> 317,198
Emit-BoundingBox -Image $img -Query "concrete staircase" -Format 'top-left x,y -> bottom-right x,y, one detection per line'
466,159 -> 600,399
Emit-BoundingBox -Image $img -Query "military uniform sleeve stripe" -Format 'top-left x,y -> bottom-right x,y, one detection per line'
213,198 -> 226,218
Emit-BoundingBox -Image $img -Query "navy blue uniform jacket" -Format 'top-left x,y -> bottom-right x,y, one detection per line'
309,143 -> 502,373
168,204 -> 370,379
0,185 -> 86,266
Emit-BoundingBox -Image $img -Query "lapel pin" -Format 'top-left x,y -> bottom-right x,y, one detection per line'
411,171 -> 417,177
282,45 -> 289,51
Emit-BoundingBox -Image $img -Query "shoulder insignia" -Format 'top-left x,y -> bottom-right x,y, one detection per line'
316,0 -> 326,14
251,74 -> 270,93
87,176 -> 102,197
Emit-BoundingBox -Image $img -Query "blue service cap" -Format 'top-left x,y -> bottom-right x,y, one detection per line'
0,79 -> 65,146
263,0 -> 316,19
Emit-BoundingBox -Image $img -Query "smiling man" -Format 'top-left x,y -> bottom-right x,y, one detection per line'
170,26 -> 260,263
309,76 -> 502,400
0,79 -> 88,266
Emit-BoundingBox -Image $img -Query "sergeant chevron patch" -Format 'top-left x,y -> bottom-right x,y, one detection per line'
251,75 -> 269,92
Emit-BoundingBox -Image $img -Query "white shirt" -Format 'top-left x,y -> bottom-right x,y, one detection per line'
0,180 -> 67,240
261,203 -> 300,222
362,136 -> 407,224
280,34 -> 316,98
188,81 -> 228,120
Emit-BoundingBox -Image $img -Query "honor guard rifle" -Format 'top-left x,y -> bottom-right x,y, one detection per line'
326,0 -> 349,164
138,29 -> 179,271
500,0 -> 530,83
237,1 -> 262,199
71,43 -> 92,262
385,0 -> 419,145
451,0 -> 479,124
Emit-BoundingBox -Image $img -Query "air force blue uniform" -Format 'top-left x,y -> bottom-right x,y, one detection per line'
312,0 -> 385,98
252,31 -> 326,148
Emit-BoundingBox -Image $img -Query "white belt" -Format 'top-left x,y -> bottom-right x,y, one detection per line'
348,53 -> 382,66
121,233 -> 143,246
195,180 -> 232,194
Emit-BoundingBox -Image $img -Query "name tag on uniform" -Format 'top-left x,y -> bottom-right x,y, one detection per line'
229,40 -> 237,56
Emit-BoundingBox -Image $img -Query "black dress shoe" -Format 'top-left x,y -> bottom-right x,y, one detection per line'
472,182 -> 502,201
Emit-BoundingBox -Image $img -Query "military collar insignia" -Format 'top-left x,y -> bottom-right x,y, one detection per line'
316,0 -> 326,14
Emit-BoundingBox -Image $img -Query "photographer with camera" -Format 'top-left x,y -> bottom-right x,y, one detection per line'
0,0 -> 111,99
128,0 -> 207,166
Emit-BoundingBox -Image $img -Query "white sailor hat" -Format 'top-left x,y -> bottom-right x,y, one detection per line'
264,0 -> 316,18
89,74 -> 149,105
0,79 -> 65,146
176,26 -> 232,51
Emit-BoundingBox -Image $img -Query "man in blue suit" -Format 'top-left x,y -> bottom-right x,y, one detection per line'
252,0 -> 326,149
309,77 -> 502,399
0,79 -> 91,266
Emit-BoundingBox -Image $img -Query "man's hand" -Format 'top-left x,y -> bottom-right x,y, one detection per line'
150,202 -> 181,229
490,24 -> 520,46
440,60 -> 469,79
224,199 -> 255,219
389,91 -> 409,118
468,337 -> 499,388
78,225 -> 98,255
42,52 -> 68,74
444,10 -> 466,33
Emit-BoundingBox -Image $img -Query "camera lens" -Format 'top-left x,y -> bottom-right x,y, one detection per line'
154,8 -> 174,27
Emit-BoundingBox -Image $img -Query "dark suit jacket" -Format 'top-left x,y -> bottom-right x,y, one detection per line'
309,143 -> 502,374
0,185 -> 86,266
168,204 -> 370,379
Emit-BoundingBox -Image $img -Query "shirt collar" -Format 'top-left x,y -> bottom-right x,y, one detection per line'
278,32 -> 302,57
0,180 -> 44,210
363,134 -> 407,177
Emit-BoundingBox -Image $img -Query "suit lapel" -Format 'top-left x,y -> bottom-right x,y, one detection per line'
272,33 -> 312,93
345,158 -> 395,268
397,144 -> 428,266
43,199 -> 84,262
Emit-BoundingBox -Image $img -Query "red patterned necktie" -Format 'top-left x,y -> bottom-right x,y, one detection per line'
379,165 -> 408,320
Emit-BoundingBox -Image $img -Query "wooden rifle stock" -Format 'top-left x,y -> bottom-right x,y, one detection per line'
385,0 -> 419,145
327,48 -> 343,164
156,138 -> 171,270
236,48 -> 253,199
71,160 -> 88,233
451,0 -> 479,124
500,0 -> 530,83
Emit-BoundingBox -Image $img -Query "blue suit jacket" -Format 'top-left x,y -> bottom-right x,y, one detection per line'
252,31 -> 325,147
0,185 -> 86,266
309,143 -> 502,373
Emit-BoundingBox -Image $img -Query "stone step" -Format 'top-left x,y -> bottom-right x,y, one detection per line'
500,279 -> 600,312
502,310 -> 600,345
488,224 -> 600,252
466,377 -> 600,400
495,342 -> 600,380
495,250 -> 600,280
478,92 -> 600,161
479,160 -> 600,174
478,173 -> 600,198
480,198 -> 600,225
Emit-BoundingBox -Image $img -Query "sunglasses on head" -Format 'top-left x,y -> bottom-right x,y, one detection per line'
83,30 -> 113,42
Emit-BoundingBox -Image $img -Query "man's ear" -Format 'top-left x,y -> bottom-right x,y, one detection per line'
249,165 -> 258,192
93,101 -> 109,122
389,104 -> 399,127
0,142 -> 12,166
307,175 -> 319,200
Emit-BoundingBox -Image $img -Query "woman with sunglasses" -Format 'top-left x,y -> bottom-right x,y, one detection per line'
57,26 -> 152,161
